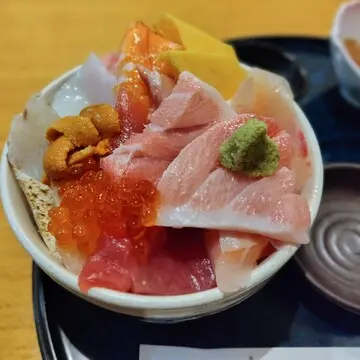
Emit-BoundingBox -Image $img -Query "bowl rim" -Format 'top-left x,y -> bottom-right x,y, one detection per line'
0,66 -> 324,310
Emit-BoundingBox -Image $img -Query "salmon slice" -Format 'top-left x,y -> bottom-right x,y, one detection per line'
113,124 -> 208,162
115,73 -> 152,136
120,22 -> 181,60
150,71 -> 236,130
100,155 -> 170,185
206,231 -> 268,293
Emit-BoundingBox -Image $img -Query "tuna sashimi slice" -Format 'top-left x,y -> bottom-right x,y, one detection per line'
133,228 -> 215,295
101,155 -> 170,185
79,236 -> 136,293
79,229 -> 215,295
206,231 -> 268,293
150,71 -> 236,130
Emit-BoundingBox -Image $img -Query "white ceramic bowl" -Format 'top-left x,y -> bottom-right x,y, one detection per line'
331,0 -> 360,108
0,68 -> 323,322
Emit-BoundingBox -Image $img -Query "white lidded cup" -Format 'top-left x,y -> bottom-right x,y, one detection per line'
331,0 -> 360,108
0,66 -> 324,322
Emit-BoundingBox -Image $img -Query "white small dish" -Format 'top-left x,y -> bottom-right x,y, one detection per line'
0,67 -> 323,322
331,0 -> 360,108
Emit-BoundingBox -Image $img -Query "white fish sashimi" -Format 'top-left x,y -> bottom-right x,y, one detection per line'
52,53 -> 117,117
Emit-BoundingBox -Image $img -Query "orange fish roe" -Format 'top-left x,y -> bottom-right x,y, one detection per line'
48,170 -> 160,261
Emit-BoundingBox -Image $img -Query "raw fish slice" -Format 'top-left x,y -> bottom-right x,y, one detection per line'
156,168 -> 310,244
101,52 -> 120,76
114,124 -> 207,161
271,193 -> 311,230
115,72 -> 151,136
231,167 -> 295,215
188,168 -> 253,211
261,116 -> 281,137
219,232 -> 262,253
150,71 -> 236,130
137,65 -> 175,106
292,156 -> 312,192
273,131 -> 294,168
157,114 -> 252,205
53,53 -> 117,117
229,67 -> 311,187
133,228 -> 215,295
206,231 -> 268,293
101,155 -> 170,185
230,68 -> 295,135
79,236 -> 137,293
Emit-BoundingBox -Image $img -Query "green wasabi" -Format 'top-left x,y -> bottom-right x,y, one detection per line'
219,118 -> 279,177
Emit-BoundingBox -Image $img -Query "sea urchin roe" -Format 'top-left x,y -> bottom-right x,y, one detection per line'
48,170 -> 160,260
43,105 -> 121,181
79,105 -> 121,137
220,118 -> 280,177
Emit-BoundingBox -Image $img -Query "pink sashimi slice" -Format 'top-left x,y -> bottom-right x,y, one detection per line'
157,114 -> 253,205
188,168 -> 253,211
230,67 -> 296,135
137,65 -> 175,107
274,131 -> 294,168
272,193 -> 311,229
101,155 -> 170,185
79,229 -> 215,295
229,67 -> 312,188
113,124 -> 208,162
231,167 -> 295,215
156,167 -> 311,244
101,52 -> 120,76
79,236 -> 136,293
133,228 -> 215,295
150,71 -> 236,130
206,231 -> 268,293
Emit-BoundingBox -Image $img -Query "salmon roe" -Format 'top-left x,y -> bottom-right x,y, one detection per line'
48,170 -> 160,261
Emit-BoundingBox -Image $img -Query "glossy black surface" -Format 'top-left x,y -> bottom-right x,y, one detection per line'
33,37 -> 360,360
297,164 -> 360,313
